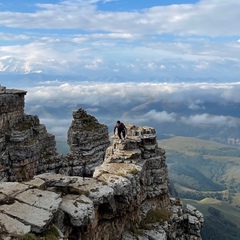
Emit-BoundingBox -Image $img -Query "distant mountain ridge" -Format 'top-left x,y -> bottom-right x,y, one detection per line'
0,71 -> 228,84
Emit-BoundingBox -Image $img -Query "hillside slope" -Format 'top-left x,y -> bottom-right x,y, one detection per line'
159,136 -> 240,239
183,198 -> 240,240
159,136 -> 240,205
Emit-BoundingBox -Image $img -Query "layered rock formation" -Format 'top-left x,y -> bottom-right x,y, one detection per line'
66,108 -> 110,176
0,86 -> 204,239
0,86 -> 61,182
0,125 -> 203,240
0,87 -> 110,181
0,86 -> 26,133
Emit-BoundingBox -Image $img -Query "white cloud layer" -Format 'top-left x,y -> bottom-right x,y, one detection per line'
141,110 -> 177,123
20,80 -> 240,147
25,81 -> 240,107
181,113 -> 240,127
0,0 -> 240,79
23,81 -> 240,126
0,0 -> 239,36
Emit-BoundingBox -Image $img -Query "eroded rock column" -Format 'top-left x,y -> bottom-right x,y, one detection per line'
66,108 -> 110,176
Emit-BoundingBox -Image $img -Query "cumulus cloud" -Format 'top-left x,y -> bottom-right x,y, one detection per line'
1,0 -> 240,77
181,113 -> 240,127
25,82 -> 240,108
21,81 -> 240,143
0,0 -> 239,36
3,0 -> 240,145
141,110 -> 177,123
40,118 -> 72,137
188,100 -> 205,110
220,84 -> 240,103
0,32 -> 29,41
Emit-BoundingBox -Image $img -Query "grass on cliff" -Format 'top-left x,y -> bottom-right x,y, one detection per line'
129,225 -> 143,237
20,225 -> 60,240
129,208 -> 174,237
139,208 -> 172,229
13,122 -> 33,131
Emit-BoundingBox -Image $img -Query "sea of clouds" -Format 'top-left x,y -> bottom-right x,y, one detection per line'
23,81 -> 240,141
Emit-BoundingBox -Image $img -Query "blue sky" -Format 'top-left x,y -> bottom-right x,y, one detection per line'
2,0 -> 240,148
0,0 -> 240,81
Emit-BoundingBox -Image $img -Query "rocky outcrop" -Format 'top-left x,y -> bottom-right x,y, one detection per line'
0,87 -> 110,182
65,108 -> 110,176
0,125 -> 203,240
0,110 -> 69,182
0,86 -> 26,134
0,86 -> 204,239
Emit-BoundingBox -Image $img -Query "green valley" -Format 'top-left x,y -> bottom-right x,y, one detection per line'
183,198 -> 240,240
158,136 -> 240,239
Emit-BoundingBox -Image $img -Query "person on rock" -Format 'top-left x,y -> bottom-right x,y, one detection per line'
114,120 -> 127,142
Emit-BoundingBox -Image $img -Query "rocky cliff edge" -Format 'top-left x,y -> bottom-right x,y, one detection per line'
0,125 -> 204,240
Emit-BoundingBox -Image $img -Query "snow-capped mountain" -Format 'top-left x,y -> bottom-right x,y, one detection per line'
0,56 -> 43,74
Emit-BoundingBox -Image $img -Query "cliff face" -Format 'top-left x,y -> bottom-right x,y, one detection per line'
0,86 -> 204,240
0,87 -> 110,181
66,108 -> 110,176
0,126 -> 204,240
0,86 -> 61,181
0,86 -> 26,133
0,114 -> 61,182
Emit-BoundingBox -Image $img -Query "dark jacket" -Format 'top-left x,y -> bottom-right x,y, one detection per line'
114,122 -> 127,133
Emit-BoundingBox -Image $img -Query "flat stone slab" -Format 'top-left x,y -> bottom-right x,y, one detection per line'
94,163 -> 142,196
0,182 -> 30,196
35,173 -> 114,205
68,177 -> 114,205
60,195 -> 95,226
94,162 -> 141,178
0,212 -> 31,235
15,188 -> 62,212
0,201 -> 53,233
35,173 -> 78,187
23,178 -> 46,189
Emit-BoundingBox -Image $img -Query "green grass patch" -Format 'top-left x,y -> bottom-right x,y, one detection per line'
127,168 -> 138,175
158,137 -> 240,163
158,136 -> 240,205
20,225 -> 60,240
43,225 -> 60,240
183,199 -> 240,240
20,233 -> 40,240
77,199 -> 90,204
14,122 -> 33,131
129,225 -> 143,237
140,208 -> 172,229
